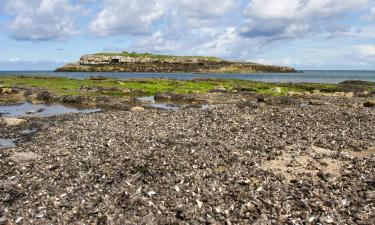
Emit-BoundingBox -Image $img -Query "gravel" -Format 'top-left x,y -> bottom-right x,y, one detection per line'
0,96 -> 374,224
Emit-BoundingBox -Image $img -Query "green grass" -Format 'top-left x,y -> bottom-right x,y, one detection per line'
93,51 -> 222,62
1,76 -> 374,98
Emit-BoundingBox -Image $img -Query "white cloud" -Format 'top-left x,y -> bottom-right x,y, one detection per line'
362,7 -> 375,20
90,0 -> 238,36
133,31 -> 181,53
4,0 -> 82,41
90,0 -> 172,36
253,57 -> 301,66
355,44 -> 375,57
176,0 -> 237,28
241,0 -> 369,39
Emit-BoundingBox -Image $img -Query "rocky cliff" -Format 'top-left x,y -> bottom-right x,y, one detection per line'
56,52 -> 297,73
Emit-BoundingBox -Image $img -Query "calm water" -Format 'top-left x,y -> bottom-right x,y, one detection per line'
0,70 -> 374,84
0,102 -> 100,117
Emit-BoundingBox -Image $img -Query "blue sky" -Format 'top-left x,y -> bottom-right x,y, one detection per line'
0,0 -> 375,70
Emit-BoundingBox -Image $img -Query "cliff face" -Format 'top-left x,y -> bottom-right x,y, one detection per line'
56,53 -> 297,73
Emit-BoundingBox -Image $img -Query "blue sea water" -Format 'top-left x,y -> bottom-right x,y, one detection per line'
0,70 -> 374,84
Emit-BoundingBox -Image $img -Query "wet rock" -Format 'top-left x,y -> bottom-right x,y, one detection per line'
36,91 -> 55,101
59,95 -> 86,103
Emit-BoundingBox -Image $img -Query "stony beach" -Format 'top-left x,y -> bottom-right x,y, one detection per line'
0,90 -> 374,224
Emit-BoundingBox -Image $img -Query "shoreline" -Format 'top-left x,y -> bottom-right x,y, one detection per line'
1,76 -> 375,224
1,95 -> 374,224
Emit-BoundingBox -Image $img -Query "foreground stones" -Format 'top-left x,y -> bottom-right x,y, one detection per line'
1,118 -> 26,126
0,96 -> 374,224
10,152 -> 41,162
363,99 -> 375,107
130,106 -> 145,112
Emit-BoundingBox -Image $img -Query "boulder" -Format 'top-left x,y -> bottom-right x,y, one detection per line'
0,87 -> 13,94
363,99 -> 375,107
130,107 -> 145,112
272,87 -> 282,94
37,91 -> 55,101
11,152 -> 41,162
2,118 -> 26,126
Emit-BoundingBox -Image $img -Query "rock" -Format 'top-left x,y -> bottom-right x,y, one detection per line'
309,100 -> 330,106
36,91 -> 55,101
130,107 -> 145,112
2,118 -> 26,126
0,217 -> 8,225
60,95 -> 85,103
312,90 -> 320,94
363,99 -> 375,107
257,96 -> 267,103
272,87 -> 282,94
0,87 -> 13,94
286,91 -> 303,96
11,152 -> 41,162
213,85 -> 226,92
357,91 -> 369,97
332,92 -> 354,98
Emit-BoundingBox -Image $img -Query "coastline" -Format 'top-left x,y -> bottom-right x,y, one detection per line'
1,76 -> 375,224
1,87 -> 375,224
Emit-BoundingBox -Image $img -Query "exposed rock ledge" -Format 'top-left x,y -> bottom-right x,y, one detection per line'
55,52 -> 297,73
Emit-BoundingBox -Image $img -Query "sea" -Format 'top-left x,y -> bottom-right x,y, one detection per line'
0,70 -> 374,84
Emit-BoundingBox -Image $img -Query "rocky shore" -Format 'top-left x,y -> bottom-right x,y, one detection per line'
0,91 -> 374,224
55,52 -> 297,73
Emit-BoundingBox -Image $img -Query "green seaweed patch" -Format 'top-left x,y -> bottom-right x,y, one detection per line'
1,76 -> 374,98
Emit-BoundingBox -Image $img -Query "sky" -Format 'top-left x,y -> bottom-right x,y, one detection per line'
0,0 -> 375,70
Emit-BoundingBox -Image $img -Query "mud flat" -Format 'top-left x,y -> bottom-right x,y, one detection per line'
0,91 -> 374,224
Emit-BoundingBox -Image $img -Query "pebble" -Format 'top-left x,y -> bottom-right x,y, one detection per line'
0,94 -> 374,224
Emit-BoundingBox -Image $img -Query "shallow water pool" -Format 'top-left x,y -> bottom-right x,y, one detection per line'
136,96 -> 179,110
0,138 -> 15,148
0,102 -> 100,117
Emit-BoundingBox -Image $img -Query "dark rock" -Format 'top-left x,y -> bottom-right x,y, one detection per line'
363,99 -> 375,107
36,91 -> 55,101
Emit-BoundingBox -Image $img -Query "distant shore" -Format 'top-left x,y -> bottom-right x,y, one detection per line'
55,52 -> 297,73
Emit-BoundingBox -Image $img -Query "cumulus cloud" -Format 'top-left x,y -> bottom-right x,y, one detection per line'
362,7 -> 375,20
2,0 -> 374,64
4,0 -> 83,41
90,0 -> 172,36
132,31 -> 182,53
90,0 -> 238,36
241,0 -> 369,39
355,44 -> 375,57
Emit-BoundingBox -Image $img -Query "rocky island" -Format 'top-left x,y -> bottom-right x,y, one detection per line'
56,52 -> 297,73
